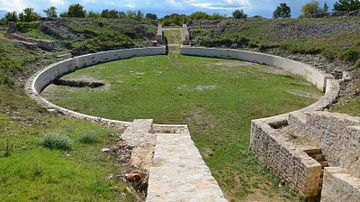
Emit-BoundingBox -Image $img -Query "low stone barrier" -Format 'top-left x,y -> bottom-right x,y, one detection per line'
27,47 -> 166,128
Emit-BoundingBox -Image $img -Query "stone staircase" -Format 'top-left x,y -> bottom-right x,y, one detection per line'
304,148 -> 329,189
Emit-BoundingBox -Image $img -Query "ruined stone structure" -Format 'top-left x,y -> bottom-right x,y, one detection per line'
156,25 -> 165,45
4,22 -> 56,50
181,24 -> 190,45
26,46 -> 359,201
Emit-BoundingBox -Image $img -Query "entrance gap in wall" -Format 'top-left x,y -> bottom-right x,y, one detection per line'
304,148 -> 329,191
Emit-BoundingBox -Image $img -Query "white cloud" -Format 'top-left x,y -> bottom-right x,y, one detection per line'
0,0 -> 31,13
168,0 -> 181,5
124,4 -> 135,8
49,0 -> 67,6
106,1 -> 115,6
83,0 -> 96,3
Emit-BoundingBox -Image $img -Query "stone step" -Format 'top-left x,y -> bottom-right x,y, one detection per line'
147,129 -> 227,202
320,161 -> 329,168
303,148 -> 321,156
312,154 -> 326,161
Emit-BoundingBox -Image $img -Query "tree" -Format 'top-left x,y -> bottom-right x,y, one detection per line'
5,11 -> 19,22
43,6 -> 57,18
145,13 -> 157,20
301,0 -> 320,18
333,0 -> 360,13
87,11 -> 101,18
189,11 -> 210,20
273,3 -> 291,18
126,10 -> 136,19
59,12 -> 68,17
323,2 -> 329,12
67,4 -> 86,18
232,9 -> 247,19
134,10 -> 144,21
19,8 -> 40,22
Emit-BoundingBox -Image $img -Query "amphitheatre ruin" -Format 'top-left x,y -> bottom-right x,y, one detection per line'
20,23 -> 360,202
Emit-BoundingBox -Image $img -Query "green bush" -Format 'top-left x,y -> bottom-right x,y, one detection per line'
355,59 -> 360,69
78,129 -> 103,144
40,132 -> 72,150
338,49 -> 359,61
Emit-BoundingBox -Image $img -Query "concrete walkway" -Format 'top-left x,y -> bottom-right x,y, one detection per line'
147,128 -> 227,201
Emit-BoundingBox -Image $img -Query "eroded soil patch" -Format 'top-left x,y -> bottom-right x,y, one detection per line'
53,79 -> 105,88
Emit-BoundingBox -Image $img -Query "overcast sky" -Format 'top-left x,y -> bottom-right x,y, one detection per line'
0,0 -> 338,19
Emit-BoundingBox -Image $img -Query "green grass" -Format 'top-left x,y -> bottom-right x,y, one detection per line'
164,30 -> 182,44
42,53 -> 322,200
0,85 -> 135,201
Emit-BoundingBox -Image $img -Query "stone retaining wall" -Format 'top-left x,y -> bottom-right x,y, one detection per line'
180,47 -> 332,92
249,79 -> 339,197
321,167 -> 360,202
26,47 -> 166,128
289,111 -> 360,177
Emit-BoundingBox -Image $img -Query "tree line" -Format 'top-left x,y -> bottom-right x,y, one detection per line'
1,0 -> 359,25
273,0 -> 360,19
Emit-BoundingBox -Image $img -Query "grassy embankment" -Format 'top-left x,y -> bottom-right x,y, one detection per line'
42,53 -> 323,201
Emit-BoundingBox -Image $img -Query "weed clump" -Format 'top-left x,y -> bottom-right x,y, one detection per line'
338,49 -> 359,62
40,132 -> 72,150
78,129 -> 103,144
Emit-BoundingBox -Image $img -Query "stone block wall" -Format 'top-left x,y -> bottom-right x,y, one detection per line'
321,167 -> 360,202
251,119 -> 322,197
290,111 -> 360,178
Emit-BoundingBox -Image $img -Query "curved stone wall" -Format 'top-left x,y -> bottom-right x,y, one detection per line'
180,47 -> 333,92
27,47 -> 166,129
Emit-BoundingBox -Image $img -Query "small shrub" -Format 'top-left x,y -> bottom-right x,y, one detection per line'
78,129 -> 103,144
40,132 -> 72,150
338,49 -> 359,62
355,59 -> 360,69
